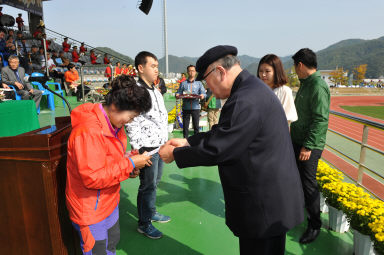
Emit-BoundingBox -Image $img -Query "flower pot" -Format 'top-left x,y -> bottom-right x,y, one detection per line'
320,193 -> 328,213
353,229 -> 375,255
167,123 -> 174,133
328,205 -> 350,233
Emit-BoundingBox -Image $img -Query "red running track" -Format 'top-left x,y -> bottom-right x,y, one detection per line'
323,96 -> 384,198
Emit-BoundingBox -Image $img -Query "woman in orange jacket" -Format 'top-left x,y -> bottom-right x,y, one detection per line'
66,75 -> 153,254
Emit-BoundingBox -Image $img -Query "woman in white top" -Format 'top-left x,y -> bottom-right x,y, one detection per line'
257,54 -> 298,125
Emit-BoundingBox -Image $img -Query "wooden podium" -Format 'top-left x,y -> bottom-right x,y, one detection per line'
0,116 -> 81,254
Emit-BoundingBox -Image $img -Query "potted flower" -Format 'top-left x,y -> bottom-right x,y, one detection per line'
369,214 -> 384,254
322,181 -> 353,233
342,189 -> 380,255
316,161 -> 344,213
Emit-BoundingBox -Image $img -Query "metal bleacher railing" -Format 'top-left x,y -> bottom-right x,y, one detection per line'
325,110 -> 384,201
44,27 -> 131,65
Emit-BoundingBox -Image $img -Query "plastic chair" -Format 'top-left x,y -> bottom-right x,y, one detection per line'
7,85 -> 22,100
31,81 -> 55,112
45,81 -> 66,108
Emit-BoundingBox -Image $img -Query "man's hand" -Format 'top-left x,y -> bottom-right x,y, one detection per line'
199,94 -> 205,100
175,94 -> 180,99
29,89 -> 34,94
299,147 -> 311,161
130,154 -> 152,169
2,83 -> 10,89
159,144 -> 176,163
165,138 -> 190,148
14,81 -> 24,90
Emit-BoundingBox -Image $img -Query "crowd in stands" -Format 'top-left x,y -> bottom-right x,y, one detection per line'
0,13 -> 139,107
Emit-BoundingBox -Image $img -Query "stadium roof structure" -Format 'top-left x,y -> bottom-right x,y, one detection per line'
0,0 -> 50,16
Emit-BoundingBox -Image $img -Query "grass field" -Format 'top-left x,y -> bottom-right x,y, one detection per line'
340,105 -> 384,120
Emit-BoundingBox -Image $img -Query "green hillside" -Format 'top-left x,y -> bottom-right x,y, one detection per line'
158,55 -> 197,74
99,35 -> 384,78
316,36 -> 384,78
95,47 -> 134,64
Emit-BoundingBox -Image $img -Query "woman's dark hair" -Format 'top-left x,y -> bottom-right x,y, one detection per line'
104,75 -> 151,114
292,48 -> 317,69
257,54 -> 288,88
67,63 -> 75,70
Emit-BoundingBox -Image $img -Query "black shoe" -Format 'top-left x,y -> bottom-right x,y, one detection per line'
299,228 -> 320,244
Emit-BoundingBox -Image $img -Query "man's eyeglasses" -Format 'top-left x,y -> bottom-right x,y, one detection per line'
202,67 -> 216,81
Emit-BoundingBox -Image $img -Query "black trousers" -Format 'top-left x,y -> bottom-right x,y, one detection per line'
182,109 -> 200,138
75,85 -> 91,100
293,143 -> 323,230
239,234 -> 286,255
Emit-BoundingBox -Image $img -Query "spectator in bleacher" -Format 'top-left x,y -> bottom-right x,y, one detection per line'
90,49 -> 99,64
62,37 -> 71,52
15,31 -> 23,47
51,51 -> 61,66
1,55 -> 42,108
59,51 -> 70,67
103,53 -> 111,64
121,63 -> 128,75
79,42 -> 87,54
38,47 -> 46,68
28,45 -> 42,72
33,26 -> 43,39
104,65 -> 112,80
64,63 -> 90,101
0,29 -> 9,59
7,29 -> 15,40
41,33 -> 51,51
43,52 -> 65,85
71,45 -> 80,63
5,35 -> 16,54
17,37 -> 30,71
114,62 -> 122,76
16,13 -> 24,31
0,7 -> 3,17
0,29 -> 5,47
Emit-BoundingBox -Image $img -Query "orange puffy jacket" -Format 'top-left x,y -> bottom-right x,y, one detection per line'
66,103 -> 135,225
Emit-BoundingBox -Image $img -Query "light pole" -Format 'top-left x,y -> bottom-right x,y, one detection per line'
163,0 -> 168,78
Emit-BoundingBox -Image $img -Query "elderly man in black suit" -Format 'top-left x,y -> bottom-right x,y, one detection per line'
1,55 -> 42,108
159,45 -> 304,255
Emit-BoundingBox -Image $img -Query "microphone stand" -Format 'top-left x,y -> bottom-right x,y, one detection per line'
41,76 -> 72,113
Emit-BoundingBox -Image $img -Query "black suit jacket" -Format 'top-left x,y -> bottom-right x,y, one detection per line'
174,70 -> 304,238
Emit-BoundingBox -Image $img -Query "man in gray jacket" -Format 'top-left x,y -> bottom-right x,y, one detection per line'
2,55 -> 42,108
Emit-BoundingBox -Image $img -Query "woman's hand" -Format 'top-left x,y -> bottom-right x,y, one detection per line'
130,154 -> 152,169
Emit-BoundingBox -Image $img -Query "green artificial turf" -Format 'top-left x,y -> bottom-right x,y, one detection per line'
340,106 -> 384,120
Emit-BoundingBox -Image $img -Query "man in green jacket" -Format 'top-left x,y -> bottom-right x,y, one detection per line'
290,48 -> 330,244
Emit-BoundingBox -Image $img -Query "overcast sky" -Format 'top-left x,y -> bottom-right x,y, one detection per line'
3,0 -> 384,59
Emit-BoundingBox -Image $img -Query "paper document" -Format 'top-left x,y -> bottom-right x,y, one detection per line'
146,147 -> 160,156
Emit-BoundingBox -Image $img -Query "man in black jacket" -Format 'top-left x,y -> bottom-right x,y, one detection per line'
159,45 -> 304,255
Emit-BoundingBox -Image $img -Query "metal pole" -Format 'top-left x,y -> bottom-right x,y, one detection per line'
42,38 -> 49,76
163,0 -> 168,78
80,66 -> 85,102
357,125 -> 369,184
